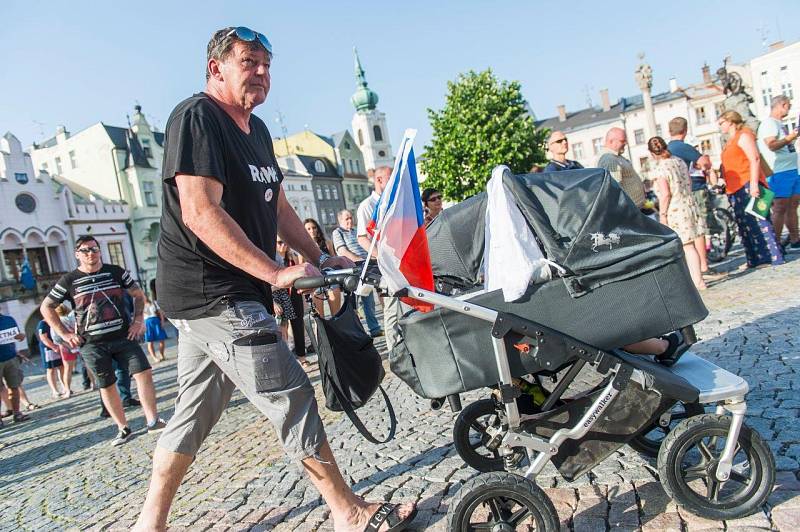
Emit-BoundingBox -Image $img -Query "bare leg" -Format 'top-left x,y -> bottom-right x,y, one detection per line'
787,194 -> 800,243
46,368 -> 61,397
99,385 -> 128,430
62,360 -> 74,397
147,342 -> 158,363
7,387 -> 21,413
772,198 -> 789,243
158,341 -> 166,361
694,235 -> 709,272
0,386 -> 9,412
624,338 -> 669,355
18,386 -> 34,408
134,446 -> 194,532
301,440 -> 415,531
684,242 -> 706,290
132,369 -> 158,424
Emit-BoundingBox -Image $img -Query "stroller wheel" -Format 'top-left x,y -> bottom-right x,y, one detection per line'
447,472 -> 559,532
658,414 -> 775,520
453,399 -> 525,472
629,401 -> 705,457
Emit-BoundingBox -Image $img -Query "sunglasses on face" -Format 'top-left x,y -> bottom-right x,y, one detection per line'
226,26 -> 273,54
276,241 -> 286,246
77,247 -> 100,254
427,195 -> 442,202
550,138 -> 568,145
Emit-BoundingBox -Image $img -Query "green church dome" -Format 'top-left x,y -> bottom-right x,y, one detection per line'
351,47 -> 378,112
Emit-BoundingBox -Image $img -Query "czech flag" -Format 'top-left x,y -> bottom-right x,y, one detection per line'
371,129 -> 434,312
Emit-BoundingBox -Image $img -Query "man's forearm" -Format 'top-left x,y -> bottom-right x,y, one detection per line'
131,289 -> 145,321
187,203 -> 281,285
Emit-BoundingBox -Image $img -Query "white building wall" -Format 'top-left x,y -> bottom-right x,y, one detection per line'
749,42 -> 800,122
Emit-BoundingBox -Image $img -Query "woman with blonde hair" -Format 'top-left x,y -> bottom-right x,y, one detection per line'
718,110 -> 784,268
647,136 -> 707,290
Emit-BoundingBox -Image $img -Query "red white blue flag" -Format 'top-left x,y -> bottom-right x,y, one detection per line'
369,129 -> 434,312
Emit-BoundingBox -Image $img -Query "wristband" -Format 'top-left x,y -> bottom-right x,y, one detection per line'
318,252 -> 331,268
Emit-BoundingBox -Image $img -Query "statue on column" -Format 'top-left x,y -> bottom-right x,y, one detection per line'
634,53 -> 653,91
716,58 -> 759,131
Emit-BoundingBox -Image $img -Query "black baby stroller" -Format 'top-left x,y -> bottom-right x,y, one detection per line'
390,167 -> 774,528
294,167 -> 775,530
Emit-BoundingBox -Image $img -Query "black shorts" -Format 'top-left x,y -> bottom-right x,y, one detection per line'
81,338 -> 151,389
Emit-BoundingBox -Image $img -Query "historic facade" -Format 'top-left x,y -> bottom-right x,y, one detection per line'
29,105 -> 163,285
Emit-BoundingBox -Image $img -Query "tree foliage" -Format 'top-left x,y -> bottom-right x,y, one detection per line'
421,69 -> 548,202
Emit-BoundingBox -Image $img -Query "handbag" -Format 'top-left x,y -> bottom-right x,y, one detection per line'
305,294 -> 396,443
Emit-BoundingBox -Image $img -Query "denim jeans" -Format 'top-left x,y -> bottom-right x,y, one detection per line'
360,293 -> 381,335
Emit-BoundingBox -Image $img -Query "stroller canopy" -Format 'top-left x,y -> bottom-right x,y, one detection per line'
427,168 -> 683,297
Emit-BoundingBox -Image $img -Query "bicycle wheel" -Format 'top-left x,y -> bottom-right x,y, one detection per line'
629,401 -> 705,457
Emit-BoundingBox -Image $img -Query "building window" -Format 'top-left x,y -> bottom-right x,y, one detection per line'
373,125 -> 383,142
695,107 -> 708,125
700,139 -> 712,153
301,184 -> 308,191
314,159 -> 326,173
142,181 -> 157,207
592,137 -> 603,155
638,157 -> 650,174
332,186 -> 339,200
15,172 -> 28,184
69,150 -> 77,168
324,186 -> 331,200
357,129 -> 364,145
761,71 -> 772,107
316,186 -> 323,200
656,124 -> 663,137
571,142 -> 584,160
55,157 -> 63,174
15,193 -> 36,213
714,103 -> 725,119
344,141 -> 351,149
141,138 -> 152,158
780,66 -> 793,99
41,162 -> 48,173
107,242 -> 126,268
634,129 -> 645,145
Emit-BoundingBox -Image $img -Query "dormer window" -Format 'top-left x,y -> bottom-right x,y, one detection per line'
141,138 -> 153,158
314,160 -> 326,173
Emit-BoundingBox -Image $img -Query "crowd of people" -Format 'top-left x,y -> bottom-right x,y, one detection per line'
545,94 -> 798,288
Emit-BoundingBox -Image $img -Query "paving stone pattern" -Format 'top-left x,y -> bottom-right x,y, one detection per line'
1,248 -> 798,531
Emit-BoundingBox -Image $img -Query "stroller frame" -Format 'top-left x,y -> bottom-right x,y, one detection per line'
402,285 -> 748,484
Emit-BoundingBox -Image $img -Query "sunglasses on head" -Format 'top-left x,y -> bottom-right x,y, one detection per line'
77,246 -> 100,254
226,26 -> 273,54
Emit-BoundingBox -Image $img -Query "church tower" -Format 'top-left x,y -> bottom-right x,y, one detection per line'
350,48 -> 393,171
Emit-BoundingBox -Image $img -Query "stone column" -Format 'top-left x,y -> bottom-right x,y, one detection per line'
635,54 -> 658,139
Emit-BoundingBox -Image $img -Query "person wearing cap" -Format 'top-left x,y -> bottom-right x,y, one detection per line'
421,187 -> 443,224
134,26 -> 416,532
544,131 -> 584,172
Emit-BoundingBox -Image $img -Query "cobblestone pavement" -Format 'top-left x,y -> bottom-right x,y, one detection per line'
1,247 -> 798,531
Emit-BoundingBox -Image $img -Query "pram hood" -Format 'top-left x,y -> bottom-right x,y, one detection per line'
427,168 -> 683,297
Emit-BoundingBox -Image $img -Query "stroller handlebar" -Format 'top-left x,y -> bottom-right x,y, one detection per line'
293,267 -> 363,292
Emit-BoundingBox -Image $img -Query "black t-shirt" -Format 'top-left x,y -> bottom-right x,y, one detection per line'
48,264 -> 137,344
157,93 -> 284,319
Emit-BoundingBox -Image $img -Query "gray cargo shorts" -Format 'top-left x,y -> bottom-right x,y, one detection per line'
157,300 -> 325,460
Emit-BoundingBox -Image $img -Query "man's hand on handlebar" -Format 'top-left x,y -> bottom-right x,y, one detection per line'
275,263 -> 321,291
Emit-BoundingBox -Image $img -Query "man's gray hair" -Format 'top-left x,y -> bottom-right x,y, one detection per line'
206,27 -> 272,80
771,94 -> 791,109
337,209 -> 352,220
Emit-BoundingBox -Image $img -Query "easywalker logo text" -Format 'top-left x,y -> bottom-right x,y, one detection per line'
249,165 -> 279,184
582,390 -> 616,428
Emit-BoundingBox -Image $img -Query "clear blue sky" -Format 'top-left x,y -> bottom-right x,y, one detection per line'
2,1 -> 799,153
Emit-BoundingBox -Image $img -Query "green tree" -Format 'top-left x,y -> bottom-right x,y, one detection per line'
421,69 -> 548,201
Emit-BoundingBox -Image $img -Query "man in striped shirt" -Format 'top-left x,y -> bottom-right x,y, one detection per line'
332,209 -> 382,337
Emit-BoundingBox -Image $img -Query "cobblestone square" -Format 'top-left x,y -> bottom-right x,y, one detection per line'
1,248 -> 798,531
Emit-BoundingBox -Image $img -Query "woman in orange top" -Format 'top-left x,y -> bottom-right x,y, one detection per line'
718,111 -> 784,268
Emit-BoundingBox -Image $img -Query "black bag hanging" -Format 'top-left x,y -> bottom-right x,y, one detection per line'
305,294 -> 396,443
